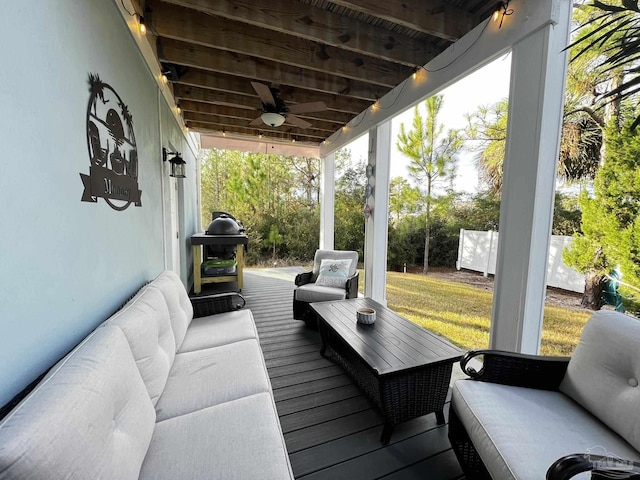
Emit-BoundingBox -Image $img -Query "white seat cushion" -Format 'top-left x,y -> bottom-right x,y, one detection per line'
452,379 -> 640,480
155,339 -> 271,421
178,309 -> 258,353
294,283 -> 347,303
0,326 -> 155,480
141,393 -> 294,480
560,310 -> 640,451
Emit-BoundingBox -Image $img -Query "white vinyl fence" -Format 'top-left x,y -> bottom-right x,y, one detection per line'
456,229 -> 586,293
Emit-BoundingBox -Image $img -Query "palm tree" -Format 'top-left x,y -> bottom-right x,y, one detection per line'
569,1 -> 640,128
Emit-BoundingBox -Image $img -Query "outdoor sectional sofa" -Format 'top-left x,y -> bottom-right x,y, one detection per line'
449,310 -> 640,479
0,271 -> 294,479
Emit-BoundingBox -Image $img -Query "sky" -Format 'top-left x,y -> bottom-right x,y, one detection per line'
343,53 -> 513,194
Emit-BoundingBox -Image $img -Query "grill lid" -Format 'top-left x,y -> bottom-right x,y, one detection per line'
206,214 -> 241,235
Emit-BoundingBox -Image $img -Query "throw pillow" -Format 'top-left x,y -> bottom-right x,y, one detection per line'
315,259 -> 352,288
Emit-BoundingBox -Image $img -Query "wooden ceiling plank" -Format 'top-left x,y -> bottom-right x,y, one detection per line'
185,121 -> 325,142
329,0 -> 480,41
176,69 -> 371,115
159,38 -> 385,101
149,1 -> 411,88
174,85 -> 260,110
161,0 -> 436,67
184,111 -> 335,134
178,100 -> 348,129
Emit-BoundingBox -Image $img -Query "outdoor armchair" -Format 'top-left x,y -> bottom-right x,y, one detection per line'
293,249 -> 359,326
449,310 -> 640,480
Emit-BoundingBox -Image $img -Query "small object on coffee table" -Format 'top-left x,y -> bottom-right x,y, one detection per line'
311,298 -> 462,445
356,307 -> 376,324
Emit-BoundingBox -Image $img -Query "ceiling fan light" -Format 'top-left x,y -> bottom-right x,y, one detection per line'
261,112 -> 285,127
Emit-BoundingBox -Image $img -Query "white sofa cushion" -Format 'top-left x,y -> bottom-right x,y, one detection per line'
148,271 -> 194,350
155,339 -> 271,421
294,284 -> 348,303
0,326 -> 155,480
560,310 -> 640,451
452,379 -> 640,480
103,286 -> 175,405
140,393 -> 294,480
178,309 -> 258,353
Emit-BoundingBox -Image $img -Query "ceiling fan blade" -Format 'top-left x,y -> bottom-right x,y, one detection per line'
251,81 -> 276,107
286,101 -> 327,114
285,115 -> 312,129
249,116 -> 264,126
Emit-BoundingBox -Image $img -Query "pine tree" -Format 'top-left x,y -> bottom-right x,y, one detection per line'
396,96 -> 463,274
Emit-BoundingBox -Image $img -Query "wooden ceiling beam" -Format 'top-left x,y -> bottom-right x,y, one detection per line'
174,85 -> 259,110
184,112 -> 335,134
178,100 -> 349,129
149,1 -> 411,88
161,0 -> 436,67
185,121 -> 325,142
175,69 -> 371,115
329,0 -> 480,41
159,38 -> 386,101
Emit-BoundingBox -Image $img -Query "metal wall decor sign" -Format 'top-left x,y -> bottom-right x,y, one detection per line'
80,74 -> 142,211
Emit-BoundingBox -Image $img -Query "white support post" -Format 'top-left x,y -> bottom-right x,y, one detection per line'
490,0 -> 572,354
319,152 -> 335,250
484,230 -> 494,278
364,121 -> 391,303
456,229 -> 465,270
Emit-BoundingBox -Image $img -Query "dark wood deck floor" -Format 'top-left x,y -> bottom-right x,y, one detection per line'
241,268 -> 464,480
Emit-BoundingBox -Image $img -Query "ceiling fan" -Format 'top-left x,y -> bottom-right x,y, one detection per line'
249,82 -> 327,129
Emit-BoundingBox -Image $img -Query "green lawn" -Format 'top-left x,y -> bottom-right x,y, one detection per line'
375,271 -> 591,357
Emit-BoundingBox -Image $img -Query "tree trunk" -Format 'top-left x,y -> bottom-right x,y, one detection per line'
581,271 -> 605,310
424,178 -> 432,274
423,224 -> 430,274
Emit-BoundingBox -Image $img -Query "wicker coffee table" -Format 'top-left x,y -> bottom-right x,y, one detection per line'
311,297 -> 463,445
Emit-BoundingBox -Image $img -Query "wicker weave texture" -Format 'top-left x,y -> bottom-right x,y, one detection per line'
191,293 -> 244,318
322,325 -> 452,427
448,405 -> 492,479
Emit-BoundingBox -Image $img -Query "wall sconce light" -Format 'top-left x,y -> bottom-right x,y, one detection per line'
163,147 -> 186,178
493,1 -> 513,28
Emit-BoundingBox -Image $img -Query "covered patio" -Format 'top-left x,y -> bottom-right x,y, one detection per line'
0,0 -> 581,478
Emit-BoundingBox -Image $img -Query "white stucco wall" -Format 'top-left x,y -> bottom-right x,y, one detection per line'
0,1 -> 199,406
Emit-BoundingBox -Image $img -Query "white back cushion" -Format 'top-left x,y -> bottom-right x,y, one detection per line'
103,286 -> 175,405
0,326 -> 155,480
148,271 -> 193,350
560,310 -> 640,451
312,250 -> 358,281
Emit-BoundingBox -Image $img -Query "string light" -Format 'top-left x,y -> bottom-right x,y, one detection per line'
161,74 -> 168,84
222,131 -> 226,137
139,16 -> 147,35
493,1 -> 513,28
329,7 -> 502,145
